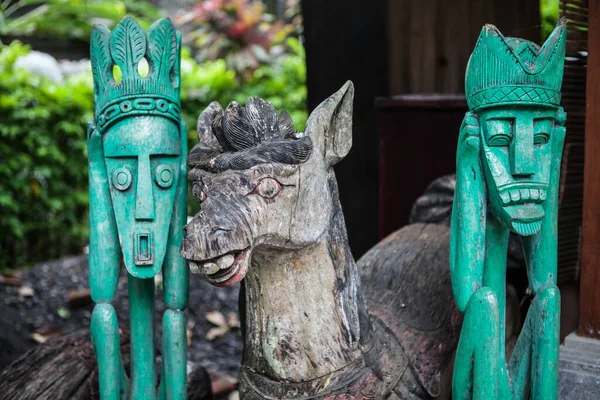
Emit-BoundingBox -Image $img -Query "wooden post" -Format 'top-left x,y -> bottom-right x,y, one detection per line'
579,0 -> 600,340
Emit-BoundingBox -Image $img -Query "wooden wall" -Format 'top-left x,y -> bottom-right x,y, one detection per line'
387,0 -> 541,95
302,0 -> 389,257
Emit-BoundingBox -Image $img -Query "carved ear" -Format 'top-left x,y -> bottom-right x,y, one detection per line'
449,114 -> 487,312
195,101 -> 224,150
304,81 -> 354,166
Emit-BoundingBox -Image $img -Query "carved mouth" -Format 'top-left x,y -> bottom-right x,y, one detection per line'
188,247 -> 251,287
499,188 -> 547,206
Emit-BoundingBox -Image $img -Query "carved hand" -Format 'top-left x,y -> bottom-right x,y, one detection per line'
88,121 -> 121,303
521,107 -> 566,292
450,112 -> 487,312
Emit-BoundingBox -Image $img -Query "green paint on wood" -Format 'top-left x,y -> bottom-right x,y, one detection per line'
450,20 -> 566,400
89,16 -> 188,399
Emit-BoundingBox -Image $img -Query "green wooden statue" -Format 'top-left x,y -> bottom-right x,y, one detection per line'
88,16 -> 188,400
450,20 -> 566,400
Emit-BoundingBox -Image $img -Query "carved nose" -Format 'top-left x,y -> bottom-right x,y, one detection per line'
135,155 -> 155,220
510,117 -> 535,176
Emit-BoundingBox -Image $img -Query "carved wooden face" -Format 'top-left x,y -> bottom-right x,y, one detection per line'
181,82 -> 354,287
180,158 -> 334,286
103,116 -> 181,278
478,106 -> 562,236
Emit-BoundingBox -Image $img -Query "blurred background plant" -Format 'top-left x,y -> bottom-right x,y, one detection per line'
0,0 -> 306,269
175,0 -> 300,75
0,0 -> 162,40
541,0 -> 559,40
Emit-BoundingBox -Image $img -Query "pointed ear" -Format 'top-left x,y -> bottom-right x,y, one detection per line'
195,101 -> 224,150
449,113 -> 487,312
305,80 -> 354,166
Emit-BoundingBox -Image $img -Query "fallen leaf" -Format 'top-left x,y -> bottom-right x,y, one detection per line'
186,319 -> 195,346
67,288 -> 92,309
31,327 -> 62,343
206,326 -> 230,341
0,273 -> 22,286
18,286 -> 35,297
57,306 -> 71,319
205,311 -> 227,327
227,312 -> 240,329
209,371 -> 238,396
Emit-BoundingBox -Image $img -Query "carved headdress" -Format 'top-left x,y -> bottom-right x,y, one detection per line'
90,16 -> 181,133
465,19 -> 566,111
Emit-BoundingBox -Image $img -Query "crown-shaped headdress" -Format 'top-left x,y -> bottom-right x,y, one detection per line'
91,16 -> 181,133
465,20 -> 566,111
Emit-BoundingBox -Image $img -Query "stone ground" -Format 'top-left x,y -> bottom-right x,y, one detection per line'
0,255 -> 243,394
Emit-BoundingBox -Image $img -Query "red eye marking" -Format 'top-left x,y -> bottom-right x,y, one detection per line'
193,183 -> 207,202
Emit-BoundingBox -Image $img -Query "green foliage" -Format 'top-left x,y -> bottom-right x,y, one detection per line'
0,41 -> 93,268
0,0 -> 162,40
540,0 -> 559,41
0,35 -> 307,268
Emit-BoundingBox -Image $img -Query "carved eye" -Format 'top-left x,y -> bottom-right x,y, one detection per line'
193,183 -> 207,202
485,119 -> 512,147
255,178 -> 281,199
112,167 -> 132,191
488,134 -> 511,146
534,119 -> 552,145
155,164 -> 174,188
534,132 -> 550,145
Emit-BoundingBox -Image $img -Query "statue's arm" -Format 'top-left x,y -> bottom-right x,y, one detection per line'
450,112 -> 487,311
87,122 -> 121,302
521,108 -> 566,292
158,120 -> 189,400
163,120 -> 189,310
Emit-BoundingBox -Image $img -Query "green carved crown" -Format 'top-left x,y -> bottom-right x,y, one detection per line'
465,20 -> 566,111
91,16 -> 181,133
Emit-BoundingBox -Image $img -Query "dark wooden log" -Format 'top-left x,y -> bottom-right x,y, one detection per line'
0,305 -> 35,371
0,330 -> 213,400
580,0 -> 600,339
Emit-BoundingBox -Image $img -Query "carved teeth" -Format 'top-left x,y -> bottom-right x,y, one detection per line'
217,254 -> 235,270
501,192 -> 511,205
520,189 -> 530,200
540,190 -> 547,201
189,261 -> 202,274
509,190 -> 521,203
202,262 -> 219,275
530,189 -> 539,200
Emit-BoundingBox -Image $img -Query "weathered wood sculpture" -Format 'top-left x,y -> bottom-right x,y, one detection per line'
181,82 -> 462,398
450,21 -> 566,399
88,17 -> 188,399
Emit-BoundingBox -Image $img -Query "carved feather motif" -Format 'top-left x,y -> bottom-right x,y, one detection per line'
90,25 -> 112,90
109,16 -> 146,78
147,18 -> 177,80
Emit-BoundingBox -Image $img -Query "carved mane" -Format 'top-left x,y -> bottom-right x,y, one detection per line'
187,98 -> 313,172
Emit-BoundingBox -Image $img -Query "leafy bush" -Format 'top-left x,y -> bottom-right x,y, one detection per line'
0,41 -> 93,269
0,35 -> 307,268
176,0 -> 297,73
0,0 -> 162,40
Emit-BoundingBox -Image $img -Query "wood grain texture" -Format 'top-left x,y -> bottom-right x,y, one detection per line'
579,0 -> 600,339
0,330 -> 213,400
387,0 -> 541,94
